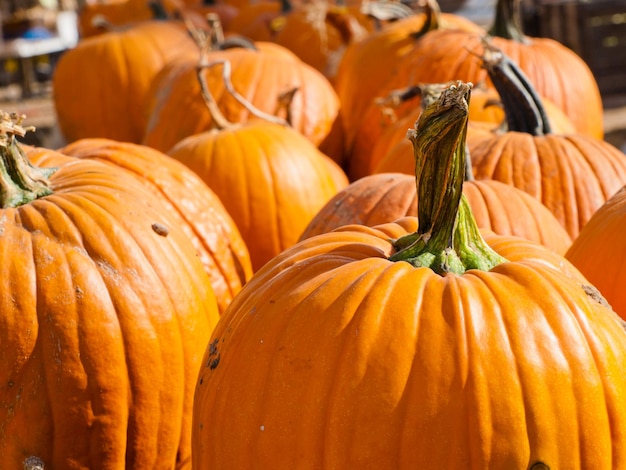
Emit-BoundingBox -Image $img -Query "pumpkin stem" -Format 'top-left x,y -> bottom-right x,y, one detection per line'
279,0 -> 293,15
410,0 -> 442,39
196,58 -> 290,130
361,0 -> 414,27
377,81 -> 475,180
273,87 -> 299,126
480,42 -> 552,136
388,82 -> 507,274
488,0 -> 527,43
0,112 -> 57,208
148,0 -> 170,20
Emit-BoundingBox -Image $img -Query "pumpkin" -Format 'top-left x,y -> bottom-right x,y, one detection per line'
192,83 -> 626,468
227,0 -> 374,82
300,172 -> 572,255
466,46 -> 626,239
76,0 -> 179,38
565,185 -> 626,320
167,60 -> 348,271
374,0 -> 604,139
0,112 -> 220,468
333,0 -> 484,166
53,18 -> 199,144
52,137 -> 253,314
142,21 -> 340,153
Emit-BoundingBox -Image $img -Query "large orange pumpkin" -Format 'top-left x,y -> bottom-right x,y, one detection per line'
192,83 -> 626,468
566,185 -> 626,320
53,137 -> 254,314
0,112 -> 219,468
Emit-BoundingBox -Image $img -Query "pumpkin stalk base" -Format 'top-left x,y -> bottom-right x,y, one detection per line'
388,83 -> 507,275
0,112 -> 57,208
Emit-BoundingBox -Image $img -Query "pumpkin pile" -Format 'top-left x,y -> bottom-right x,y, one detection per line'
6,0 -> 626,466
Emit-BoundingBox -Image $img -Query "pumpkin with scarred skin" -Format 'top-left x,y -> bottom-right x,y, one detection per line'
0,113 -> 219,469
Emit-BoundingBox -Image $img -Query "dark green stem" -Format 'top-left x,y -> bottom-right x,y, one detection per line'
148,0 -> 170,20
410,0 -> 442,39
388,82 -> 507,275
0,112 -> 57,208
481,43 -> 551,135
488,0 -> 527,42
279,0 -> 293,15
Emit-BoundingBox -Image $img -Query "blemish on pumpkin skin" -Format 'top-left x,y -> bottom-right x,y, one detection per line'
151,222 -> 169,237
23,456 -> 45,470
206,338 -> 220,370
530,462 -> 549,470
582,284 -> 611,308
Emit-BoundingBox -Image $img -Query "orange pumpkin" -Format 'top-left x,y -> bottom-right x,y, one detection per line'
466,46 -> 626,239
228,0 -> 374,82
53,137 -> 254,314
167,64 -> 348,270
76,0 -> 180,38
192,83 -> 626,468
142,32 -> 340,153
332,0 -> 484,166
0,112 -> 219,468
53,19 -> 199,144
301,172 -> 572,255
374,0 -> 604,140
566,185 -> 626,320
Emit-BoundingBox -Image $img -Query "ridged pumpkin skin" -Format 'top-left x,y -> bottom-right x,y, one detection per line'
53,20 -> 199,144
193,216 -> 626,468
51,138 -> 254,314
467,131 -> 626,239
2,148 -> 220,468
566,186 -> 626,320
300,172 -> 572,255
142,43 -> 340,153
167,120 -> 349,271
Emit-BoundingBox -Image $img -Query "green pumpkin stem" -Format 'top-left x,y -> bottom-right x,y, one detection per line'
389,82 -> 507,274
0,112 -> 57,208
488,0 -> 526,43
481,43 -> 552,136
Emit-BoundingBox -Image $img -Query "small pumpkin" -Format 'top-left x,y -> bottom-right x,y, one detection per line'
192,82 -> 626,468
0,112 -> 219,468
